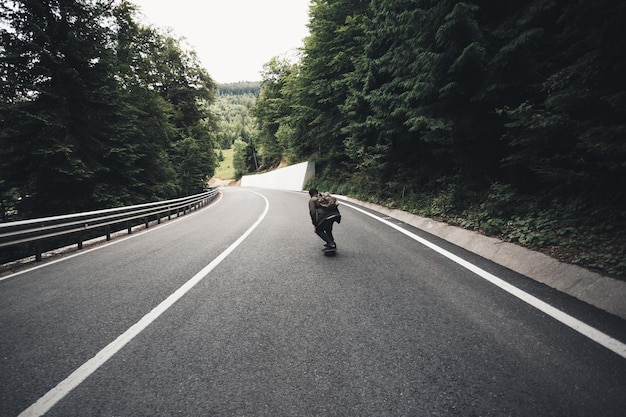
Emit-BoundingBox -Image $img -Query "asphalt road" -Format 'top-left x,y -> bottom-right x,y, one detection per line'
1,187 -> 625,417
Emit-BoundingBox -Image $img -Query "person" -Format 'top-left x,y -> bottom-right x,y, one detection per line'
308,188 -> 341,250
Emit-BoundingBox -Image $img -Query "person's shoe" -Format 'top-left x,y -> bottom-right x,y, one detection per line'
324,243 -> 337,251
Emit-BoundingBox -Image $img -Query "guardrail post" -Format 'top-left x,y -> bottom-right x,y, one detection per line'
35,242 -> 42,262
127,221 -> 132,234
168,207 -> 172,220
105,225 -> 111,241
77,230 -> 83,250
144,216 -> 149,229
157,213 -> 161,224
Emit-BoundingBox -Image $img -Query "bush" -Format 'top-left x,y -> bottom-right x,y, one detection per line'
321,174 -> 625,279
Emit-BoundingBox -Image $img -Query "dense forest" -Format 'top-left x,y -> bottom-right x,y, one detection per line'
250,0 -> 625,277
217,82 -> 261,97
0,0 -> 218,220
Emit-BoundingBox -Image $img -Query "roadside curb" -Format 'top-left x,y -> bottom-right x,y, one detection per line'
337,195 -> 626,320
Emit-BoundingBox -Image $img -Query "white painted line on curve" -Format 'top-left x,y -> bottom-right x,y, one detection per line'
342,201 -> 626,360
18,191 -> 269,417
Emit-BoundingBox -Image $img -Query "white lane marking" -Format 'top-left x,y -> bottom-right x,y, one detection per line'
0,193 -> 224,282
342,201 -> 626,359
18,192 -> 269,417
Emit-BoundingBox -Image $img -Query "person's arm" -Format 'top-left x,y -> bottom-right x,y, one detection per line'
309,198 -> 318,225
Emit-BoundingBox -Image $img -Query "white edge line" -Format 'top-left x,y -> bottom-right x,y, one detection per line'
18,191 -> 269,417
1,193 -> 224,283
341,201 -> 626,360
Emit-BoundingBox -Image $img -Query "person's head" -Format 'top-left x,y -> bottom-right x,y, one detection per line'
308,188 -> 318,197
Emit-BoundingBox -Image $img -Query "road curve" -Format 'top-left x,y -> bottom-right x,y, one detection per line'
1,187 -> 625,417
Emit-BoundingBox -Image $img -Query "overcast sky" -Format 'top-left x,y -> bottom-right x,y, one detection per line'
130,0 -> 311,84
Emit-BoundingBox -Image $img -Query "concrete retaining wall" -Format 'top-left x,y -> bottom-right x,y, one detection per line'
240,161 -> 315,191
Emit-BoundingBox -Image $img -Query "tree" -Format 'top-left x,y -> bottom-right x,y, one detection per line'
138,32 -> 218,195
496,0 -> 626,201
341,0 -> 439,191
0,0 -> 220,219
0,0 -> 140,216
212,87 -> 258,150
291,0 -> 370,166
111,1 -> 179,201
232,139 -> 256,178
250,56 -> 297,169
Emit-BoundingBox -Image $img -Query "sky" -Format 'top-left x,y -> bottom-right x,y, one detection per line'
130,0 -> 311,84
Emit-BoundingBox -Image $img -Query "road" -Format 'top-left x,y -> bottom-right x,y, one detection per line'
1,187 -> 625,417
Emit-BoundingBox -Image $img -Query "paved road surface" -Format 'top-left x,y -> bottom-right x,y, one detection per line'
1,187 -> 625,416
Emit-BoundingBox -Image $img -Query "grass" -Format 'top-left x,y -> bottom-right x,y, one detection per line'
214,148 -> 235,179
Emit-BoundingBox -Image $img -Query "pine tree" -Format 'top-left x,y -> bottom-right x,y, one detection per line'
0,0 -> 139,216
251,56 -> 296,169
290,0 -> 369,166
146,34 -> 218,196
0,0 -> 220,218
495,0 -> 626,203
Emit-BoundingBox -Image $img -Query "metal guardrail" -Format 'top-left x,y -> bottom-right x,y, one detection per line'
0,188 -> 219,263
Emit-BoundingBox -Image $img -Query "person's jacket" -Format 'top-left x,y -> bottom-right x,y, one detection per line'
309,197 -> 341,227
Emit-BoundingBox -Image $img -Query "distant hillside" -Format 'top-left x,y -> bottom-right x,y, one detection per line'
217,82 -> 260,96
212,83 -> 259,178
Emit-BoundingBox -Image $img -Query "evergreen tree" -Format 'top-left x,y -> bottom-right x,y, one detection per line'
342,0 -> 438,191
0,0 -> 220,219
496,0 -> 626,202
138,32 -> 218,195
251,56 -> 297,169
111,1 -> 179,201
291,0 -> 369,166
0,0 -> 139,216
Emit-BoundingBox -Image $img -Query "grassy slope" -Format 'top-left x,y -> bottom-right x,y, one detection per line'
214,148 -> 235,179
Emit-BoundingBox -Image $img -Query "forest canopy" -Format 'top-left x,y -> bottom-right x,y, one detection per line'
253,0 -> 625,200
0,0 -> 219,219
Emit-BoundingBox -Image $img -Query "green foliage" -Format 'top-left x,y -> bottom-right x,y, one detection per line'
364,179 -> 626,278
217,82 -> 260,96
212,86 -> 258,150
250,56 -> 299,169
0,0 -> 219,218
232,139 -> 257,179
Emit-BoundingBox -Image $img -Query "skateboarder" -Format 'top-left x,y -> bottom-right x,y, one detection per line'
308,188 -> 341,252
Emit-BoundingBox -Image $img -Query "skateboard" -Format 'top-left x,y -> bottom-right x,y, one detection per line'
323,247 -> 337,256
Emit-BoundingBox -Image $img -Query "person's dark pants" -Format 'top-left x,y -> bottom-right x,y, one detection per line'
316,217 -> 337,246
